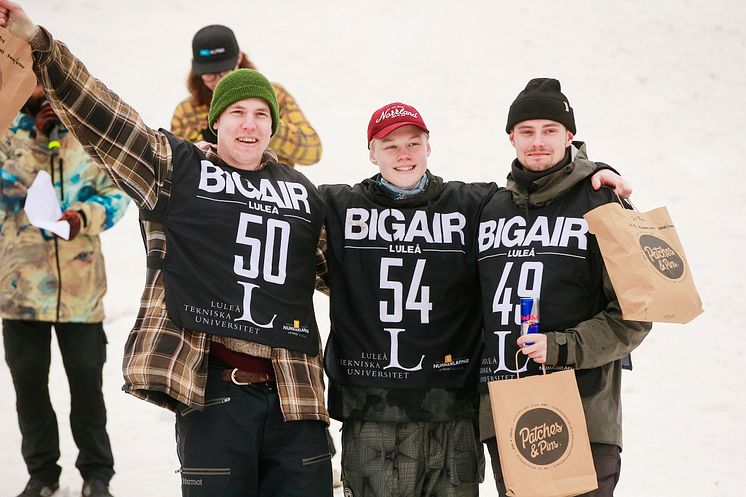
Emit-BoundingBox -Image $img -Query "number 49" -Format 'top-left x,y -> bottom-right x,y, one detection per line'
492,261 -> 543,325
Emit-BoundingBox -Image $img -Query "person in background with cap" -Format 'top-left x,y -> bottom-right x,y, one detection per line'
477,78 -> 651,497
171,24 -> 323,167
0,2 -> 332,497
317,101 -> 630,497
0,84 -> 129,497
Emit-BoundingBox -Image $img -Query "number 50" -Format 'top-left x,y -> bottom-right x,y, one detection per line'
234,213 -> 290,284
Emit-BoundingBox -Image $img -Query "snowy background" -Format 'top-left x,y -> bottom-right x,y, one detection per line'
1,0 -> 743,496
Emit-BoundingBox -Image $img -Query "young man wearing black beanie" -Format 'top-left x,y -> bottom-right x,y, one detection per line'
0,3 -> 331,497
318,99 -> 633,497
477,77 -> 652,497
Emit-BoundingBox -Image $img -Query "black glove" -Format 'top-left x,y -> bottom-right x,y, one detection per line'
35,101 -> 61,137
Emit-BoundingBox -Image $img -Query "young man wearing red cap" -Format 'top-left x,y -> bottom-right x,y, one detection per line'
319,102 -> 490,497
319,102 -> 630,497
476,78 -> 651,497
0,3 -> 332,497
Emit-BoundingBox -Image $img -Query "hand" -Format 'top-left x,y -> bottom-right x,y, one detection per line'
59,209 -> 81,240
591,169 -> 633,198
35,101 -> 60,137
517,333 -> 547,364
0,0 -> 38,42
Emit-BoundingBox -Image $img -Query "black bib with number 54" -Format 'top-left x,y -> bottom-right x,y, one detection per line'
161,137 -> 324,355
321,180 -> 492,389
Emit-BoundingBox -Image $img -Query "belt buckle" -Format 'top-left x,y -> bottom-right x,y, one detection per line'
230,368 -> 250,386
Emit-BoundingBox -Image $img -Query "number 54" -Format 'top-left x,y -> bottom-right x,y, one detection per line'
379,257 -> 432,324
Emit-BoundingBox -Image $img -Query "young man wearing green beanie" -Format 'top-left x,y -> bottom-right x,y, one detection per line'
477,78 -> 651,497
0,3 -> 331,497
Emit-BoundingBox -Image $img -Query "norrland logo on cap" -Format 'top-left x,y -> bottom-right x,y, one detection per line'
376,105 -> 419,124
199,47 -> 227,57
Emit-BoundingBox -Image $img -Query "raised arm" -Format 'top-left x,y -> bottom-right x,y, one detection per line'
0,0 -> 171,210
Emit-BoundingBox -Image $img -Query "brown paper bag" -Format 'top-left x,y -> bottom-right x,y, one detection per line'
488,368 -> 597,497
584,202 -> 703,323
0,26 -> 37,134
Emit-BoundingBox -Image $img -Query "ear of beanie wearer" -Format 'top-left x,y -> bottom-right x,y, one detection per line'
207,69 -> 280,135
505,77 -> 576,134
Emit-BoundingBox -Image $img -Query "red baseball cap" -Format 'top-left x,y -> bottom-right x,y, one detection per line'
367,102 -> 429,148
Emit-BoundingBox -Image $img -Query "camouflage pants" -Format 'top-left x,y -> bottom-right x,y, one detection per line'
341,419 -> 484,497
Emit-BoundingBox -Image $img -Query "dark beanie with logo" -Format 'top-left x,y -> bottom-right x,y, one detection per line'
505,78 -> 576,134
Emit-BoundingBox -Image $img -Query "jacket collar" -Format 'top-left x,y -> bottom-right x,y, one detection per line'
506,141 -> 596,208
201,144 -> 279,172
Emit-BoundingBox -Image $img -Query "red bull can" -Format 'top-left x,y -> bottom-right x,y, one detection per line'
520,298 -> 539,344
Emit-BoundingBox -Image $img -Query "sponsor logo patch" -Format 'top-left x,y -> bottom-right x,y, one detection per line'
639,234 -> 685,279
511,406 -> 571,466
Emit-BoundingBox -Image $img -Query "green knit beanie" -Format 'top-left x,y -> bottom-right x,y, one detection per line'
207,69 -> 280,135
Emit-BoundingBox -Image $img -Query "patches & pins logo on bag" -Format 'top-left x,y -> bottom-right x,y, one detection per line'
511,406 -> 572,466
638,234 -> 685,279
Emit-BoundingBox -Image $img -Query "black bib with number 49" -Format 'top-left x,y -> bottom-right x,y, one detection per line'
477,180 -> 613,386
161,136 -> 324,355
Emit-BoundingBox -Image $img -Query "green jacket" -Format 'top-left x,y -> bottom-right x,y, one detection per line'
479,142 -> 651,448
0,123 -> 130,322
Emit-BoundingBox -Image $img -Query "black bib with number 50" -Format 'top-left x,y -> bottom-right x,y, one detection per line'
162,137 -> 324,355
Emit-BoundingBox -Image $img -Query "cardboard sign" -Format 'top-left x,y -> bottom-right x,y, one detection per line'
0,25 -> 37,133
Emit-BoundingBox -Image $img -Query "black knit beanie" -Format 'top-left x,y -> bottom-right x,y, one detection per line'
505,78 -> 576,134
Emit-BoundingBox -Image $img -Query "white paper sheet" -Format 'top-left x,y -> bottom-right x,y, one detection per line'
23,170 -> 70,240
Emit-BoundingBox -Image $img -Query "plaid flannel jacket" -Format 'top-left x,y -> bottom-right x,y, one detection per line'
170,82 -> 323,167
29,27 -> 329,422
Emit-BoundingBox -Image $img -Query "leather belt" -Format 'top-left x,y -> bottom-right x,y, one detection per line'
222,368 -> 273,385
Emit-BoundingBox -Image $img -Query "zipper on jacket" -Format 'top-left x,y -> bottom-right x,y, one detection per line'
179,396 -> 231,417
301,452 -> 332,466
49,153 -> 64,322
175,467 -> 232,476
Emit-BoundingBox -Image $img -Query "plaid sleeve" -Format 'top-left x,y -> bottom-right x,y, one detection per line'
29,26 -> 171,210
272,346 -> 329,424
315,224 -> 330,295
270,82 -> 323,166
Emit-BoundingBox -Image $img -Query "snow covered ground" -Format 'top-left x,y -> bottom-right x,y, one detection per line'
1,1 -> 744,496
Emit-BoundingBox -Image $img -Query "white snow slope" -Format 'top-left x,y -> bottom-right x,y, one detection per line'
1,1 -> 744,496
